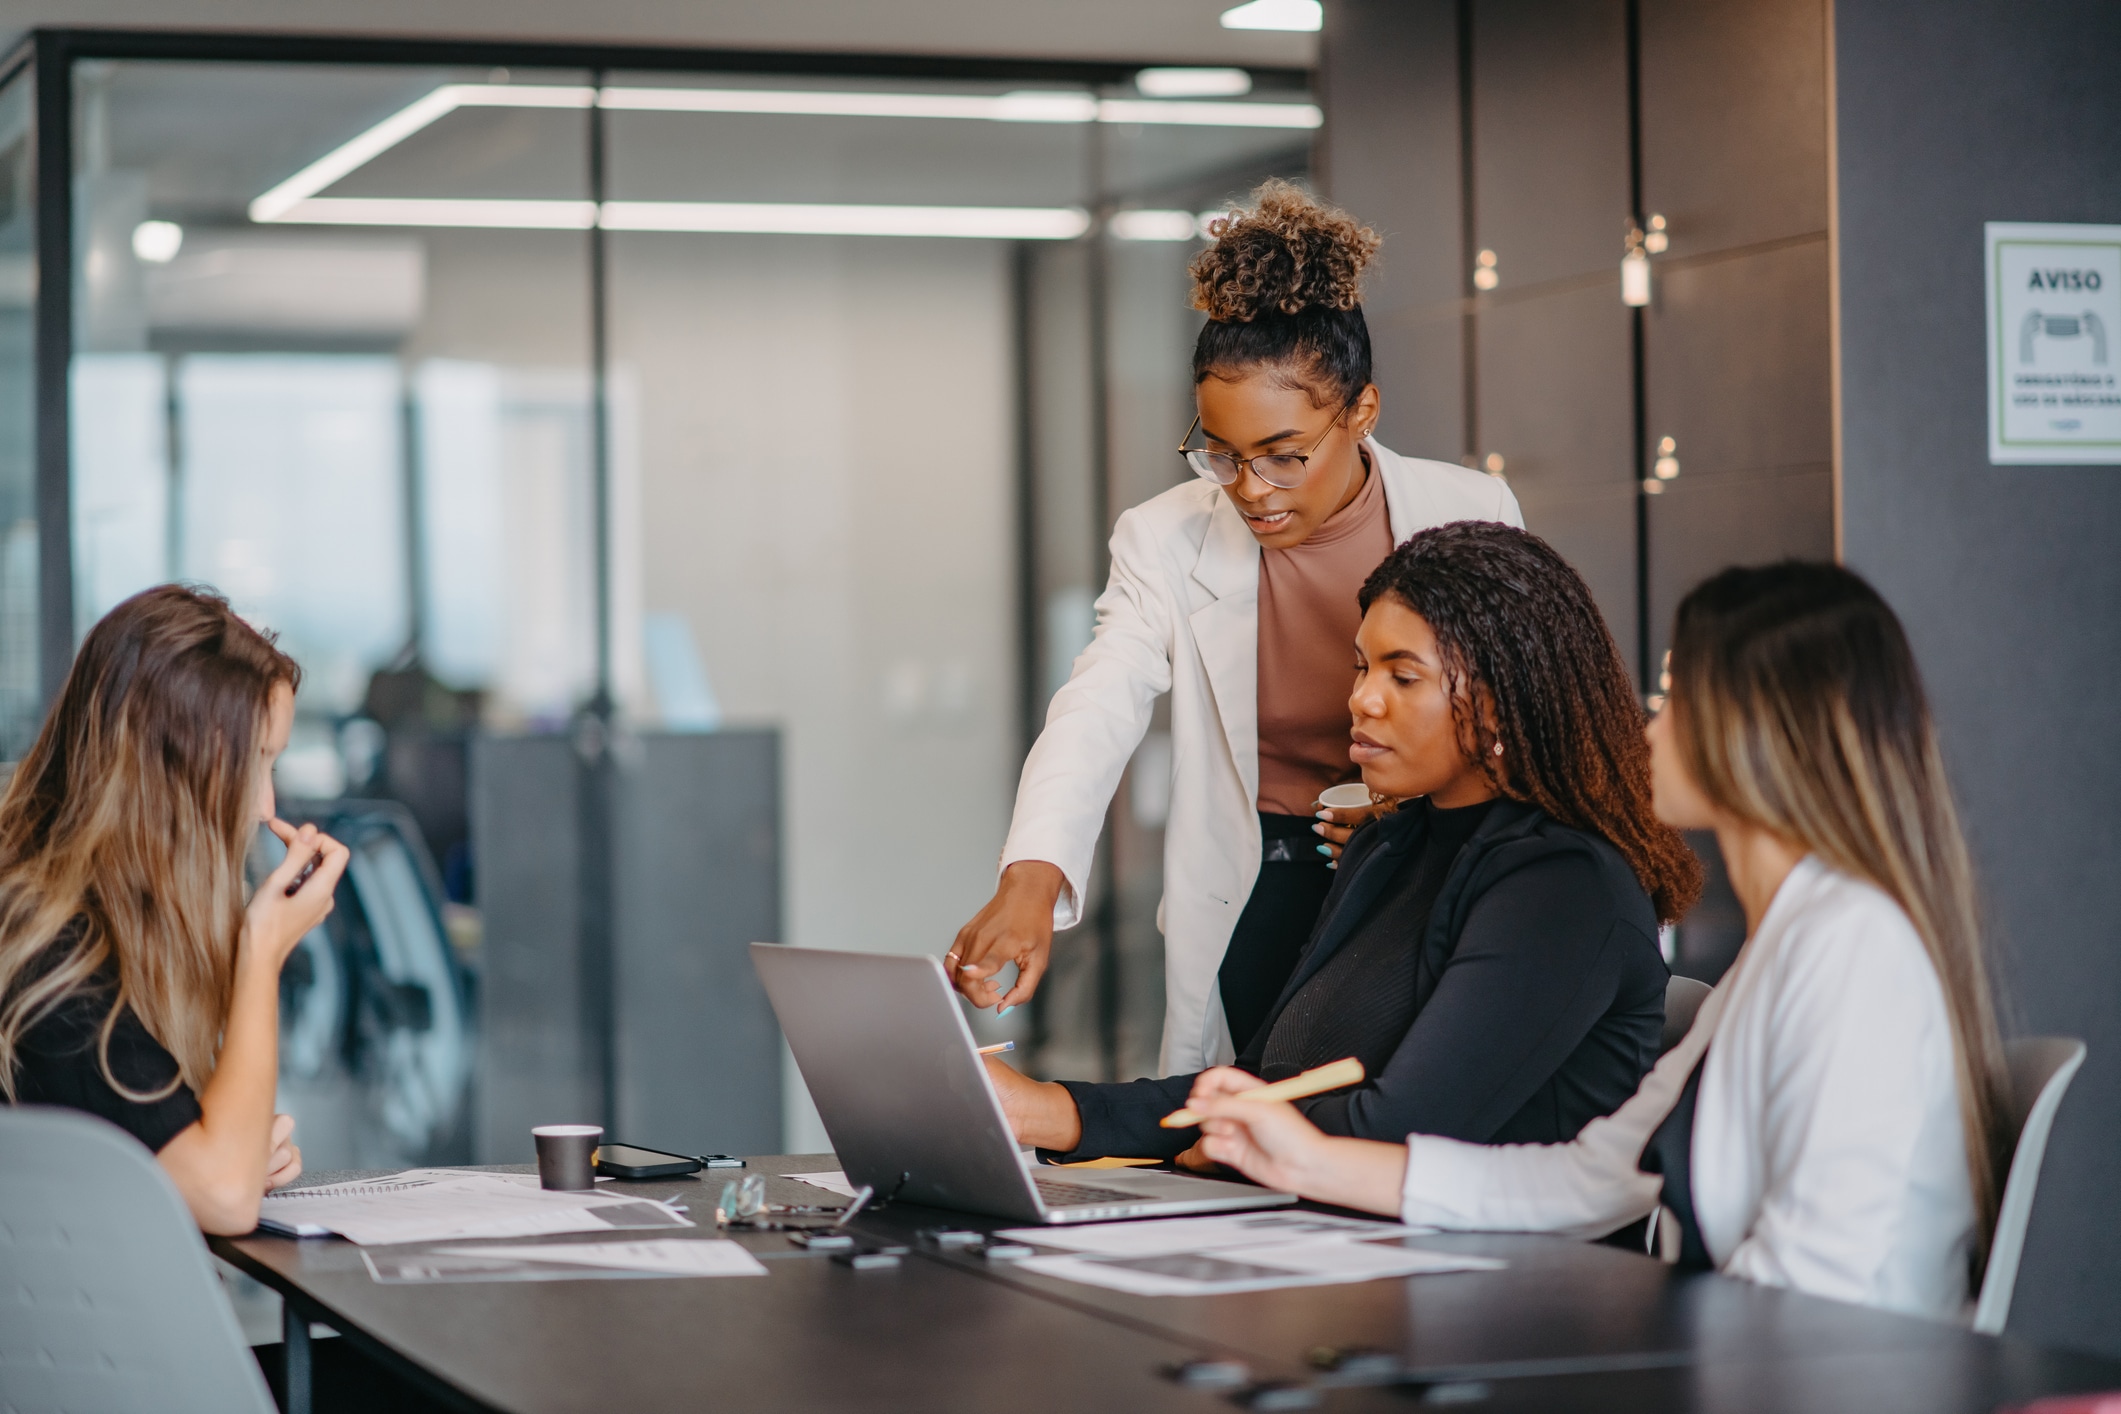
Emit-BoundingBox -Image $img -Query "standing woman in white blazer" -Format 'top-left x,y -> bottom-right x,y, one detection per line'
1183,562 -> 2013,1321
950,182 -> 1522,1074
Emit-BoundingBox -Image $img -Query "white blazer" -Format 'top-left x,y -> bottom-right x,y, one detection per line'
1397,856 -> 1977,1321
999,439 -> 1523,1075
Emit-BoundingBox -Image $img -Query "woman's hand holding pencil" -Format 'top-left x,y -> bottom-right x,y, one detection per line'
1160,1057 -> 1364,1128
1177,1059 -> 1407,1215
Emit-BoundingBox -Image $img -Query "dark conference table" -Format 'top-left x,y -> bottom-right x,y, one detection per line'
211,1154 -> 2121,1414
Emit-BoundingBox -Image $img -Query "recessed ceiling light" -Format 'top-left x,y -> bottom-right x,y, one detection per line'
1220,0 -> 1323,32
1135,68 -> 1253,98
132,219 -> 185,263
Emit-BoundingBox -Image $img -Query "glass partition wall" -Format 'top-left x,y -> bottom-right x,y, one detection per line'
14,31 -> 1316,1158
0,59 -> 34,762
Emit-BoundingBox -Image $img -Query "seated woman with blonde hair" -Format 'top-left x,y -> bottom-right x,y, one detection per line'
0,585 -> 348,1234
1187,562 -> 2008,1320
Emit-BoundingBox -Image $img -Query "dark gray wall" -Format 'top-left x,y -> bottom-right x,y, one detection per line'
1322,0 -> 1831,983
613,731 -> 783,1157
1835,0 -> 2121,1357
472,730 -> 784,1162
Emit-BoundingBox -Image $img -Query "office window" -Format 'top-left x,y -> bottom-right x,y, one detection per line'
41,40 -> 1316,1156
0,64 -> 32,760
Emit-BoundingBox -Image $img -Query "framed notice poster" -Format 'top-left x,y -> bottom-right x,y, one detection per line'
1987,222 -> 2121,464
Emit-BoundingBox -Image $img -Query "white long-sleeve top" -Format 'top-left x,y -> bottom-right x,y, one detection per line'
1399,856 -> 1976,1320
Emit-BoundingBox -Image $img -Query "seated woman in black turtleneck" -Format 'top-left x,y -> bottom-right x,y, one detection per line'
986,521 -> 1704,1164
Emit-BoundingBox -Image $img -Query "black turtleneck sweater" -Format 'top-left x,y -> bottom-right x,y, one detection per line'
1046,797 -> 1667,1163
1258,797 -> 1495,1084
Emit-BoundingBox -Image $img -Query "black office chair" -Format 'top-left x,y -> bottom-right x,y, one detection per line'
255,800 -> 475,1169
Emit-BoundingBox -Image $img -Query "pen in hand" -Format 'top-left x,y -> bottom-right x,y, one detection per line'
284,851 -> 323,897
1160,1057 -> 1366,1129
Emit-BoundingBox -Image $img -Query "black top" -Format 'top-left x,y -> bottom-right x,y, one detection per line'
1638,1054 -> 1714,1269
6,929 -> 203,1153
1048,797 -> 1667,1162
1259,797 -> 1494,1082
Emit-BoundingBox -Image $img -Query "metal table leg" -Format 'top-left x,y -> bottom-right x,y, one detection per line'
282,1298 -> 312,1414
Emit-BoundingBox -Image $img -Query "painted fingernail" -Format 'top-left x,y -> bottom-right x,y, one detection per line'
999,1005 -> 1015,1016
1316,844 -> 1332,856
1327,862 -> 1338,870
1314,810 -> 1332,820
1311,823 -> 1326,835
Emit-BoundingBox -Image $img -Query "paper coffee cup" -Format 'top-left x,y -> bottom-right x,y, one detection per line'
1316,783 -> 1376,811
533,1124 -> 602,1191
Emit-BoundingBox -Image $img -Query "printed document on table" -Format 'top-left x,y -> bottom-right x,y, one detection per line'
785,1171 -> 861,1198
434,1240 -> 767,1276
1018,1239 -> 1502,1297
994,1210 -> 1428,1257
260,1169 -> 691,1246
361,1240 -> 763,1285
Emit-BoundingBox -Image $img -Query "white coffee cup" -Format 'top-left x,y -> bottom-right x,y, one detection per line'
1316,782 -> 1377,811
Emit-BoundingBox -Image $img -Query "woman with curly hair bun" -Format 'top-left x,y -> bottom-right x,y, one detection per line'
983,521 -> 1698,1167
952,181 -> 1524,1072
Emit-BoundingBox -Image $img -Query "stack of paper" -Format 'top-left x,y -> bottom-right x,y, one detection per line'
991,1212 -> 1503,1297
259,1169 -> 691,1246
362,1239 -> 767,1285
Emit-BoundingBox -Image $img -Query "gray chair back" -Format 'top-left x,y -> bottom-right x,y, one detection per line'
1660,976 -> 1714,1054
0,1105 -> 276,1413
1971,1036 -> 2087,1335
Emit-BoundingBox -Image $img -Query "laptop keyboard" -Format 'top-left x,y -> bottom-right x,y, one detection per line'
1034,1176 -> 1149,1207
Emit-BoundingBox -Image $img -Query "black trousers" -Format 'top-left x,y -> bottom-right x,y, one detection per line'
1217,811 -> 1336,1058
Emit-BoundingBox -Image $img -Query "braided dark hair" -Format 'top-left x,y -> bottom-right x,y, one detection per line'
1359,522 -> 1703,923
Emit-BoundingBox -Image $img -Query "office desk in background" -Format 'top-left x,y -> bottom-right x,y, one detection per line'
212,1154 -> 2121,1414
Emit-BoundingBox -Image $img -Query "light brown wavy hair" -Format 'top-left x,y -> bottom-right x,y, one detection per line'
1668,561 -> 2008,1270
0,585 -> 299,1102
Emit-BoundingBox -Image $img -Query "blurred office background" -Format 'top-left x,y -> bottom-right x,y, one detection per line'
4,0 -> 2119,1361
1,40 -> 1321,1163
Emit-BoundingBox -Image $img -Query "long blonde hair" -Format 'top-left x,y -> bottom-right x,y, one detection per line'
0,585 -> 299,1100
1669,562 -> 2008,1270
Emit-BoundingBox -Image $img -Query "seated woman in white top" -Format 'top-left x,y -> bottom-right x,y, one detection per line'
1183,561 -> 2010,1320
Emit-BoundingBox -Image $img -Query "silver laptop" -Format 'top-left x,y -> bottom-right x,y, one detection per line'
752,943 -> 1295,1224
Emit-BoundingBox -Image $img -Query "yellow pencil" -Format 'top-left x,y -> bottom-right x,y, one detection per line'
1160,1056 -> 1365,1129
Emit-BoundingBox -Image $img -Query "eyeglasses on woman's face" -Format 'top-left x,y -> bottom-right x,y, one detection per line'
1178,400 -> 1355,491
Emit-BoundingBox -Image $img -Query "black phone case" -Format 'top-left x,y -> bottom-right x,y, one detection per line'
593,1147 -> 703,1179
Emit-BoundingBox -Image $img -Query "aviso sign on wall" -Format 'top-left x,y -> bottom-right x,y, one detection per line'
1987,222 -> 2121,464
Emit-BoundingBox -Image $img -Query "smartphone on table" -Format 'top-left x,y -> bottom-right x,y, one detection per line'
592,1143 -> 744,1179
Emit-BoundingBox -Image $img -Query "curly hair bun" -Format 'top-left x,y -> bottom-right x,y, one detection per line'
1189,180 -> 1382,323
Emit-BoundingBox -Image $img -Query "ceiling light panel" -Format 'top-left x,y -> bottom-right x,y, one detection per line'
264,197 -> 1091,240
249,81 -> 1317,236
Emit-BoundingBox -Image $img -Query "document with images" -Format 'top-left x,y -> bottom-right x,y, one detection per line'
993,1210 -> 1429,1257
260,1169 -> 692,1246
1016,1238 -> 1503,1297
